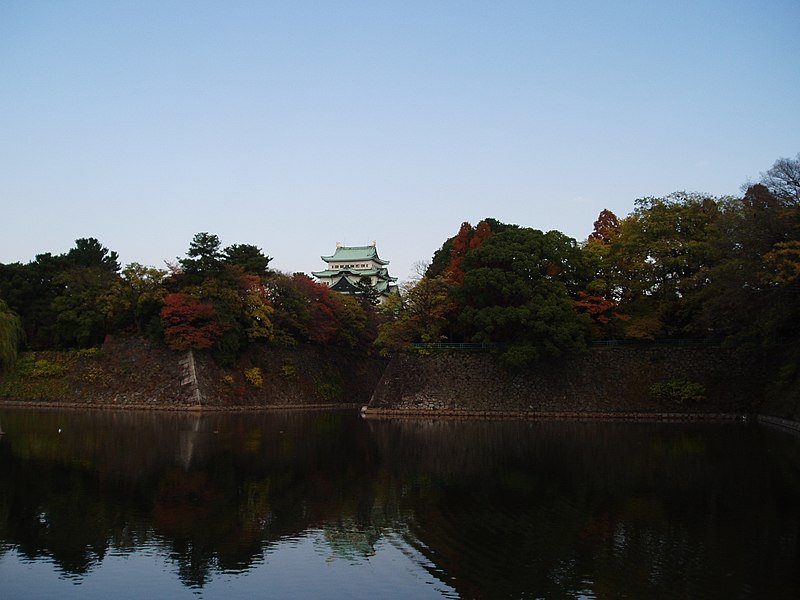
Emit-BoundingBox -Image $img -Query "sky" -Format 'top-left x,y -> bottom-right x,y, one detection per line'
1,0 -> 798,283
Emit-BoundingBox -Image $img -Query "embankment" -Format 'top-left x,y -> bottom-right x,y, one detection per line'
0,336 -> 386,410
366,345 -> 786,420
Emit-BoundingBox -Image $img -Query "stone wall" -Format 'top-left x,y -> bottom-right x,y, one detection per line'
0,337 -> 387,410
367,346 -> 767,417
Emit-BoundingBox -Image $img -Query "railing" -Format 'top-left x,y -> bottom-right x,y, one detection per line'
590,339 -> 721,347
409,339 -> 721,351
410,342 -> 498,350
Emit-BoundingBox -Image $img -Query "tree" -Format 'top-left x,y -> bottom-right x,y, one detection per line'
759,152 -> 800,205
376,275 -> 457,352
0,257 -> 61,348
51,238 -> 121,347
65,237 -> 120,271
426,218 -> 505,279
160,293 -> 228,351
457,228 -> 591,367
355,277 -> 380,306
607,193 -> 720,338
0,298 -> 24,371
223,244 -> 272,277
265,273 -> 313,345
691,184 -> 799,346
290,274 -> 364,346
240,274 -> 275,342
587,209 -> 620,245
179,233 -> 224,280
103,263 -> 167,335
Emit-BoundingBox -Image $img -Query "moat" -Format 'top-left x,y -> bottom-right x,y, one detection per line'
1,407 -> 799,598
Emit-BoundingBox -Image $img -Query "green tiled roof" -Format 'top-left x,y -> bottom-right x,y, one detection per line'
321,245 -> 389,265
311,268 -> 381,278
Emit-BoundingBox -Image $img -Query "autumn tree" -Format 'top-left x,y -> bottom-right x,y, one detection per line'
587,209 -> 620,245
427,218 -> 503,279
160,293 -> 228,351
289,274 -> 369,347
577,209 -> 627,338
375,275 -> 457,352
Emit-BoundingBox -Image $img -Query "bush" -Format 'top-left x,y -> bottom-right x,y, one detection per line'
650,378 -> 706,405
244,367 -> 263,387
17,357 -> 69,378
317,381 -> 343,402
280,362 -> 297,379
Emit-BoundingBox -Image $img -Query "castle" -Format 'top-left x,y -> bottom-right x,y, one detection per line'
312,242 -> 398,303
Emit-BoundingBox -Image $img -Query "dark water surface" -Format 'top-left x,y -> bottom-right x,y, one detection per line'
0,408 -> 798,599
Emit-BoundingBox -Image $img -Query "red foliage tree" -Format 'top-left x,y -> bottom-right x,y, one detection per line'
290,274 -> 340,344
587,209 -> 620,245
160,293 -> 228,351
470,220 -> 493,250
444,222 -> 473,284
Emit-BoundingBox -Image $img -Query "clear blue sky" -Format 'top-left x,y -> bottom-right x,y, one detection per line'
1,1 -> 798,282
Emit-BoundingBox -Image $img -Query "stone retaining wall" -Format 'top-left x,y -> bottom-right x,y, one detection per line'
367,346 -> 766,416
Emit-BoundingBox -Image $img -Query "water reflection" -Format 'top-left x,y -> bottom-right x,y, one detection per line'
0,408 -> 799,598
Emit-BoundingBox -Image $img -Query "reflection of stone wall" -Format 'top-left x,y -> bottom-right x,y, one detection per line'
368,347 -> 767,417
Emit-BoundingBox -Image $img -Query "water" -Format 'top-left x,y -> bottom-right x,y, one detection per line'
0,408 -> 798,599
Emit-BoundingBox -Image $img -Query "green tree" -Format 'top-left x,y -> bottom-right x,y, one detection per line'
179,232 -> 224,281
0,298 -> 24,371
265,273 -> 313,346
51,238 -> 121,348
223,244 -> 272,277
103,263 -> 168,335
607,193 -> 720,338
457,228 -> 591,368
0,254 -> 66,348
693,184 -> 799,346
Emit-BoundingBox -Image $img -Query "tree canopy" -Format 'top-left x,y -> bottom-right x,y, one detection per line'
0,153 -> 797,376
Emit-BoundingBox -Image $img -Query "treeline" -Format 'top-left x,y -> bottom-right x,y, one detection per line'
378,154 -> 800,371
1,154 -> 798,375
0,233 -> 380,367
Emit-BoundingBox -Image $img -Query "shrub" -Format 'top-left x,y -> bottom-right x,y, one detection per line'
280,362 -> 298,379
244,367 -> 264,387
18,358 -> 69,378
650,378 -> 706,405
317,381 -> 343,402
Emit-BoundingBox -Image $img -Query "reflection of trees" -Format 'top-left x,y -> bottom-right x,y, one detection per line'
0,409 -> 385,588
368,419 -> 800,599
322,518 -> 381,561
1,410 -> 799,596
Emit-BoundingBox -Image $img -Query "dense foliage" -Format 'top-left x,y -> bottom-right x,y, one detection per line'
378,154 -> 800,371
0,233 -> 380,367
0,154 -> 797,374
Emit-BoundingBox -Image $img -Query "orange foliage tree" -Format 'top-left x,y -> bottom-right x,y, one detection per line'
160,293 -> 229,351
